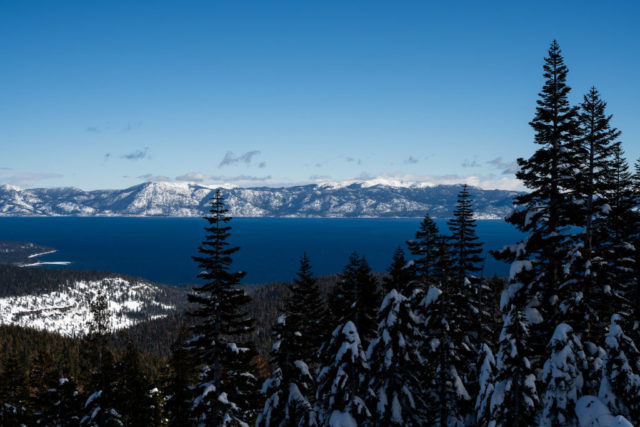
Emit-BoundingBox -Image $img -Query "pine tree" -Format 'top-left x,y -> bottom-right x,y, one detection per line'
406,214 -> 440,291
257,255 -> 325,427
597,146 -> 638,314
315,321 -> 372,426
494,40 -> 581,364
487,305 -> 539,427
599,314 -> 640,424
289,253 -> 330,365
416,236 -> 473,427
382,246 -> 415,294
447,184 -> 490,411
575,87 -> 621,258
539,323 -> 586,427
366,289 -> 427,426
328,252 -> 381,347
563,89 -> 624,384
81,291 -> 122,427
447,184 -> 483,283
256,312 -> 317,427
187,189 -> 260,426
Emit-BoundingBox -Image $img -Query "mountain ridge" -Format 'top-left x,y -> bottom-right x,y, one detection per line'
0,181 -> 519,218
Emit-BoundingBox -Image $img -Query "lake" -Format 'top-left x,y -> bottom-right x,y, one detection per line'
0,217 -> 524,285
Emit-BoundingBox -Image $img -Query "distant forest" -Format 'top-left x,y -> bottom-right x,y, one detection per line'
2,40 -> 640,426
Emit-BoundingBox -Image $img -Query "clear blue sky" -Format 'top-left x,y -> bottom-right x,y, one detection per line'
1,1 -> 639,190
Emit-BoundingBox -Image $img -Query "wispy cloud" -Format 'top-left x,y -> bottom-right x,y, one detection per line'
311,155 -> 362,168
175,172 -> 272,183
0,171 -> 63,188
86,121 -> 142,134
486,157 -> 519,175
309,174 -> 332,181
404,156 -> 419,165
462,158 -> 480,168
121,147 -> 149,161
218,150 -> 261,168
137,173 -> 170,182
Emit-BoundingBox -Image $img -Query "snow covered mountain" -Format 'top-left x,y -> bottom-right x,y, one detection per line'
0,182 -> 518,218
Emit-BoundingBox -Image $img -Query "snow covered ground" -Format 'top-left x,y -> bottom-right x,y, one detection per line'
0,277 -> 176,337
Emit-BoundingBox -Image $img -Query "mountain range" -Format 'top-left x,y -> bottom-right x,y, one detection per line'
0,181 -> 518,218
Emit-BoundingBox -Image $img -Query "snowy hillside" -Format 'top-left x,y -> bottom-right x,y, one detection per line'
0,277 -> 177,337
0,182 -> 518,218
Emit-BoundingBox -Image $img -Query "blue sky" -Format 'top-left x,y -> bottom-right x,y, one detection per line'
1,1 -> 639,190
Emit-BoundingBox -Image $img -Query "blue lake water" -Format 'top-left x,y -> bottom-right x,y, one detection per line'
0,217 -> 524,285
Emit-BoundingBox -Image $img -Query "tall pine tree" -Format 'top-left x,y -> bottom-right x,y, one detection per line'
494,40 -> 581,365
187,189 -> 260,426
447,184 -> 483,283
406,214 -> 440,292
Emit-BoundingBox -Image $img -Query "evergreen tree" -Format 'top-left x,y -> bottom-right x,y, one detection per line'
328,253 -> 381,346
447,184 -> 490,409
256,312 -> 317,427
81,291 -> 122,427
258,255 -> 327,427
315,321 -> 371,426
487,305 -> 539,427
187,189 -> 260,426
575,87 -> 621,257
289,253 -> 330,365
406,214 -> 440,291
447,184 -> 483,283
494,40 -> 581,363
415,237 -> 473,427
539,323 -> 586,427
366,289 -> 427,426
599,314 -> 640,424
382,246 -> 415,294
564,88 -> 624,378
597,147 -> 638,313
